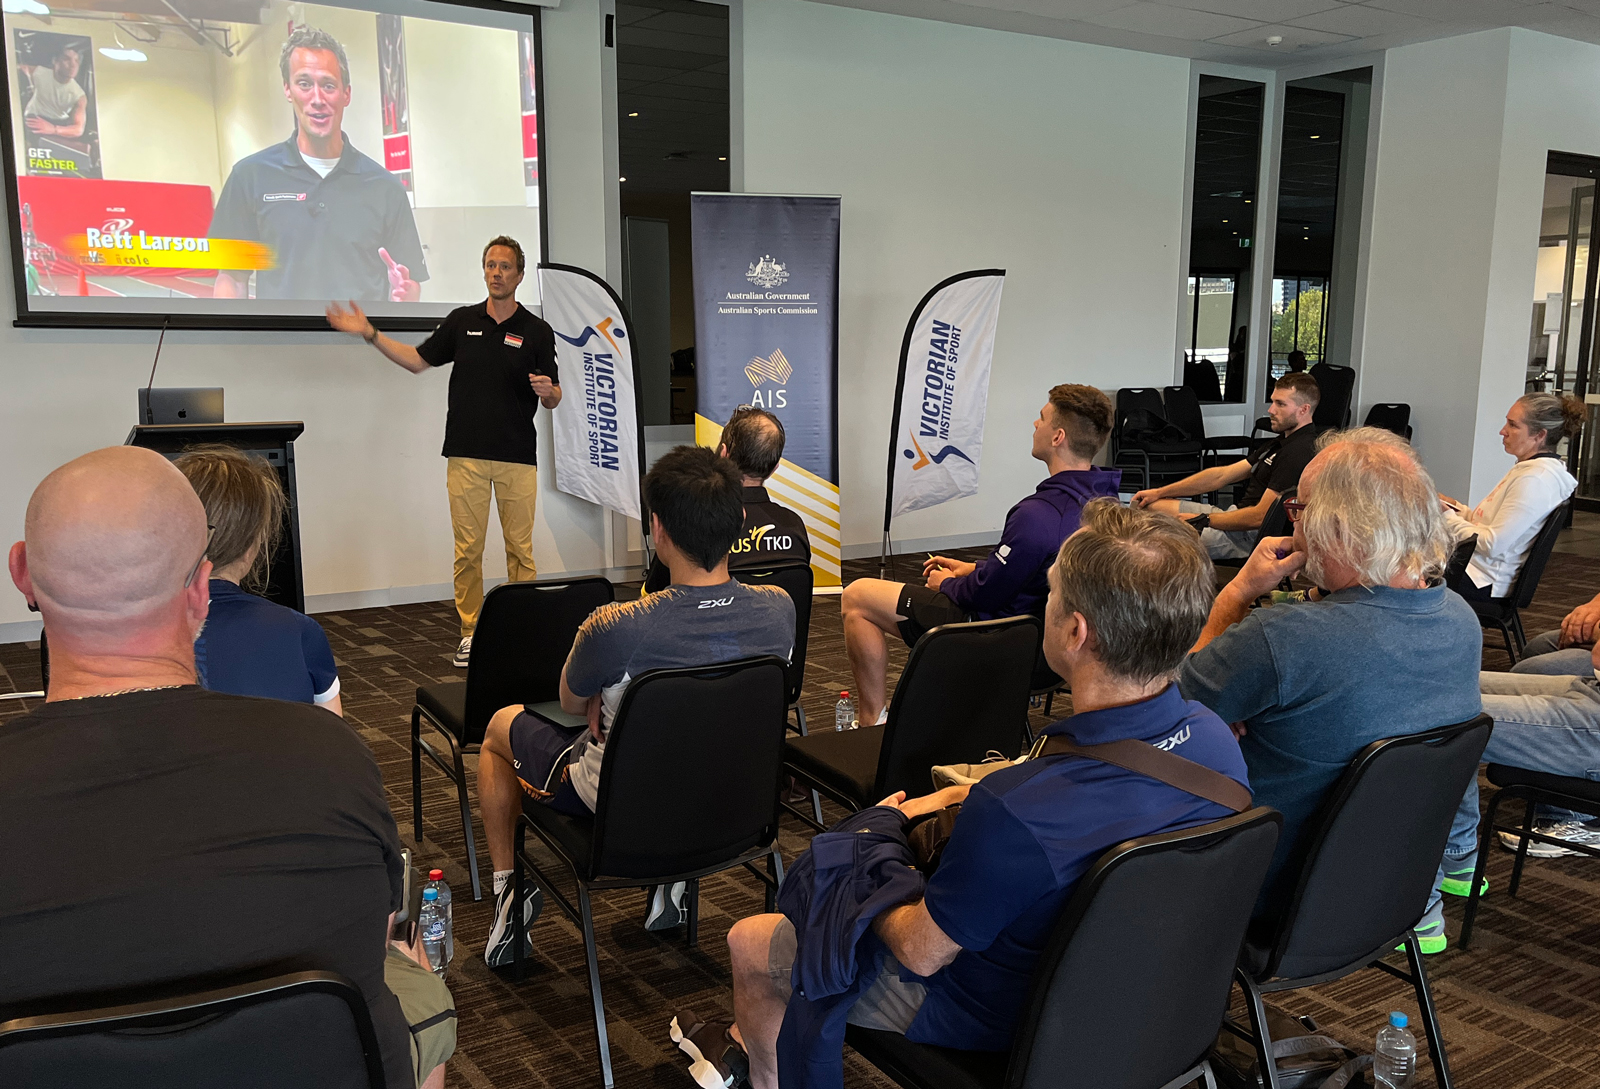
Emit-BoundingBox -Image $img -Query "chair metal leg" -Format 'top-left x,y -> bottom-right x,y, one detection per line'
1497,620 -> 1518,665
765,848 -> 784,913
577,883 -> 615,1089
1461,787 -> 1505,949
1509,795 -> 1535,898
410,707 -> 425,847
513,819 -> 529,983
793,704 -> 808,736
1234,969 -> 1283,1089
1511,608 -> 1527,654
453,744 -> 482,901
1402,930 -> 1454,1089
810,788 -> 824,828
687,877 -> 701,949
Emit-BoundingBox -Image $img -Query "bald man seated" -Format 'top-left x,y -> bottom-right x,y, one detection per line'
0,447 -> 455,1089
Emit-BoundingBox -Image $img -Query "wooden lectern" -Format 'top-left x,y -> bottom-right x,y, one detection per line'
126,422 -> 307,613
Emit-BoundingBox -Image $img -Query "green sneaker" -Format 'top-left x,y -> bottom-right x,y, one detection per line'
1440,874 -> 1488,898
1398,926 -> 1447,956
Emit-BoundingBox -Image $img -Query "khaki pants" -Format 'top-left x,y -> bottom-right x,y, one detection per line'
446,457 -> 538,638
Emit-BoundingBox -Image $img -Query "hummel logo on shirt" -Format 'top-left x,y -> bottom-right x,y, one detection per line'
466,330 -> 483,336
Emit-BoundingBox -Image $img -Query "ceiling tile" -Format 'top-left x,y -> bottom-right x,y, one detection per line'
1158,0 -> 1341,23
1362,0 -> 1518,21
1287,3 -> 1432,35
1088,1 -> 1262,38
947,0 -> 1129,20
1205,20 -> 1358,46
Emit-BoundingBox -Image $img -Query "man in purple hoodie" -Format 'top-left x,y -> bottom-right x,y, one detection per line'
841,384 -> 1122,726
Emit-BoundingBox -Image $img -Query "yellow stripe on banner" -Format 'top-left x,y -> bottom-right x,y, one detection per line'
808,527 -> 842,552
767,481 -> 842,531
771,468 -> 841,517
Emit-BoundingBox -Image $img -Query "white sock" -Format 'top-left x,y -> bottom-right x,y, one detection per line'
493,869 -> 513,896
874,708 -> 888,726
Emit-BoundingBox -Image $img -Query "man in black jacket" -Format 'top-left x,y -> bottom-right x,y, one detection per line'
643,405 -> 810,592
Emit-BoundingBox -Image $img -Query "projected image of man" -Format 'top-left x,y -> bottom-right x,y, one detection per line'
210,27 -> 426,302
20,44 -> 87,140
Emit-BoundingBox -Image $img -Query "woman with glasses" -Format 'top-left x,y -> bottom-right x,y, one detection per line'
1441,393 -> 1580,603
175,445 -> 342,714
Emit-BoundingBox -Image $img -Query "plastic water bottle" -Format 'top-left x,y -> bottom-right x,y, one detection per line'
425,869 -> 453,968
420,888 -> 448,977
835,691 -> 856,732
1374,1011 -> 1416,1089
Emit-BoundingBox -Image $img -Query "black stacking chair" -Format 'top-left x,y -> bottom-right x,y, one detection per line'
733,562 -> 814,734
1308,363 -> 1354,428
511,656 -> 789,1089
847,808 -> 1282,1089
1454,503 -> 1568,664
1211,489 -> 1294,576
0,970 -> 385,1089
1462,764 -> 1600,948
1363,402 -> 1413,440
1110,388 -> 1168,492
1228,715 -> 1492,1089
1443,535 -> 1477,589
411,575 -> 614,899
1162,385 -> 1254,470
784,616 -> 1039,828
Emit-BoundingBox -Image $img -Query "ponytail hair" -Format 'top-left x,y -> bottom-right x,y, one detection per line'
1517,392 -> 1585,450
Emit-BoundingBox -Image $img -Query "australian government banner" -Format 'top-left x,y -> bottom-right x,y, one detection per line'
885,271 -> 1006,532
539,263 -> 645,520
691,194 -> 842,586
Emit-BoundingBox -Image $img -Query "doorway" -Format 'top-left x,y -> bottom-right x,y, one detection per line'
1536,152 -> 1600,506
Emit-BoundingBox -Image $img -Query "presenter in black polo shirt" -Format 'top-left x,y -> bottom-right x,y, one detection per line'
327,236 -> 559,668
210,26 -> 426,302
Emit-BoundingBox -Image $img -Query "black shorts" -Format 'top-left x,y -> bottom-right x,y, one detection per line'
895,583 -> 970,647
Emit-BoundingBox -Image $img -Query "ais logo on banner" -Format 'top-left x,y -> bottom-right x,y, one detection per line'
890,271 -> 1006,520
744,348 -> 792,409
540,265 -> 642,519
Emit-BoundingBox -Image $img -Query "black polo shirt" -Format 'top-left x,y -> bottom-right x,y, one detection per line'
644,485 -> 812,592
1241,422 -> 1324,508
209,132 -> 427,302
418,301 -> 559,466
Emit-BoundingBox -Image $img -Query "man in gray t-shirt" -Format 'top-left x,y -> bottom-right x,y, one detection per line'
1179,429 -> 1481,954
471,446 -> 794,966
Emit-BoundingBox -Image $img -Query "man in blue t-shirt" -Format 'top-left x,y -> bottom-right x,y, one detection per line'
1179,428 -> 1481,952
671,500 -> 1248,1088
840,385 -> 1121,727
471,446 -> 794,967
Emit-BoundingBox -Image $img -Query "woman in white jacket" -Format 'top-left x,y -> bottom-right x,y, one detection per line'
1443,392 -> 1581,601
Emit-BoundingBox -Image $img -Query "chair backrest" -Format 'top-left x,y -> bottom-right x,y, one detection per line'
732,563 -> 813,706
1112,388 -> 1166,456
590,656 -> 789,879
1161,385 -> 1207,442
1443,534 -> 1477,592
1006,809 -> 1283,1089
1260,714 -> 1492,982
0,970 -> 383,1089
1255,486 -> 1295,542
1511,501 -> 1570,609
875,616 -> 1040,798
1362,402 -> 1411,437
1308,363 -> 1355,428
1182,359 -> 1223,402
463,576 -> 615,744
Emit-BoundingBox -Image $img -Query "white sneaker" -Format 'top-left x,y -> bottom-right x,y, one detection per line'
453,637 -> 472,668
645,881 -> 688,931
1497,820 -> 1600,858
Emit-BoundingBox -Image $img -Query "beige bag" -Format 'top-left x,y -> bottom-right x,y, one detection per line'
930,751 -> 1022,789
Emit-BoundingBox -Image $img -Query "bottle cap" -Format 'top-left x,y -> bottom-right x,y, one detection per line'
840,690 -> 850,698
1388,1011 -> 1408,1028
423,888 -> 438,901
428,869 -> 443,881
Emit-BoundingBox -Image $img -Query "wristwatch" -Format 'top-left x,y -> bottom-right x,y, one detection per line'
363,326 -> 379,344
1187,513 -> 1211,532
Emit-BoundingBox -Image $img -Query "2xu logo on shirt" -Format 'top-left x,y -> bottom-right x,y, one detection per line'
697,597 -> 735,609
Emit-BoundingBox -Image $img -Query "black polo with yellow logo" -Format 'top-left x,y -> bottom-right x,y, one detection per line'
644,485 -> 811,591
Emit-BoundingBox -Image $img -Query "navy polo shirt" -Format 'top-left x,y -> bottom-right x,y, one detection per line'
194,580 -> 340,706
909,686 -> 1249,1051
418,302 -> 559,466
209,132 -> 427,302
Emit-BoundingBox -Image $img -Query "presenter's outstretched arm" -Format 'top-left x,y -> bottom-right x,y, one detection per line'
326,300 -> 428,373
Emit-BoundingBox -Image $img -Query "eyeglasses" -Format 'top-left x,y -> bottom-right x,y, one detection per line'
1281,497 -> 1307,523
184,525 -> 217,588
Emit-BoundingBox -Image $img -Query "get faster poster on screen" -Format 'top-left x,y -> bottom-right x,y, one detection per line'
691,193 -> 842,586
13,29 -> 100,179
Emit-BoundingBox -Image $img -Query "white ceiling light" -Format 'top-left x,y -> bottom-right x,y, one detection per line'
100,30 -> 147,62
2,0 -> 51,15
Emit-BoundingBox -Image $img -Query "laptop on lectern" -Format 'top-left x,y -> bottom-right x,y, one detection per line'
137,387 -> 224,426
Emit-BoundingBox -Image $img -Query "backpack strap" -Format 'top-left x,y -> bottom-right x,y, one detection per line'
1030,733 -> 1252,813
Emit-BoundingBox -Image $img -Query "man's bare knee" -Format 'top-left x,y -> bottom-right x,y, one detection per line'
729,914 -> 783,974
481,705 -> 520,758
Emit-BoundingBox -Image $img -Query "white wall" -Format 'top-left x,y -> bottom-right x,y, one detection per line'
740,0 -> 1192,553
1361,27 -> 1600,502
0,0 -> 614,643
